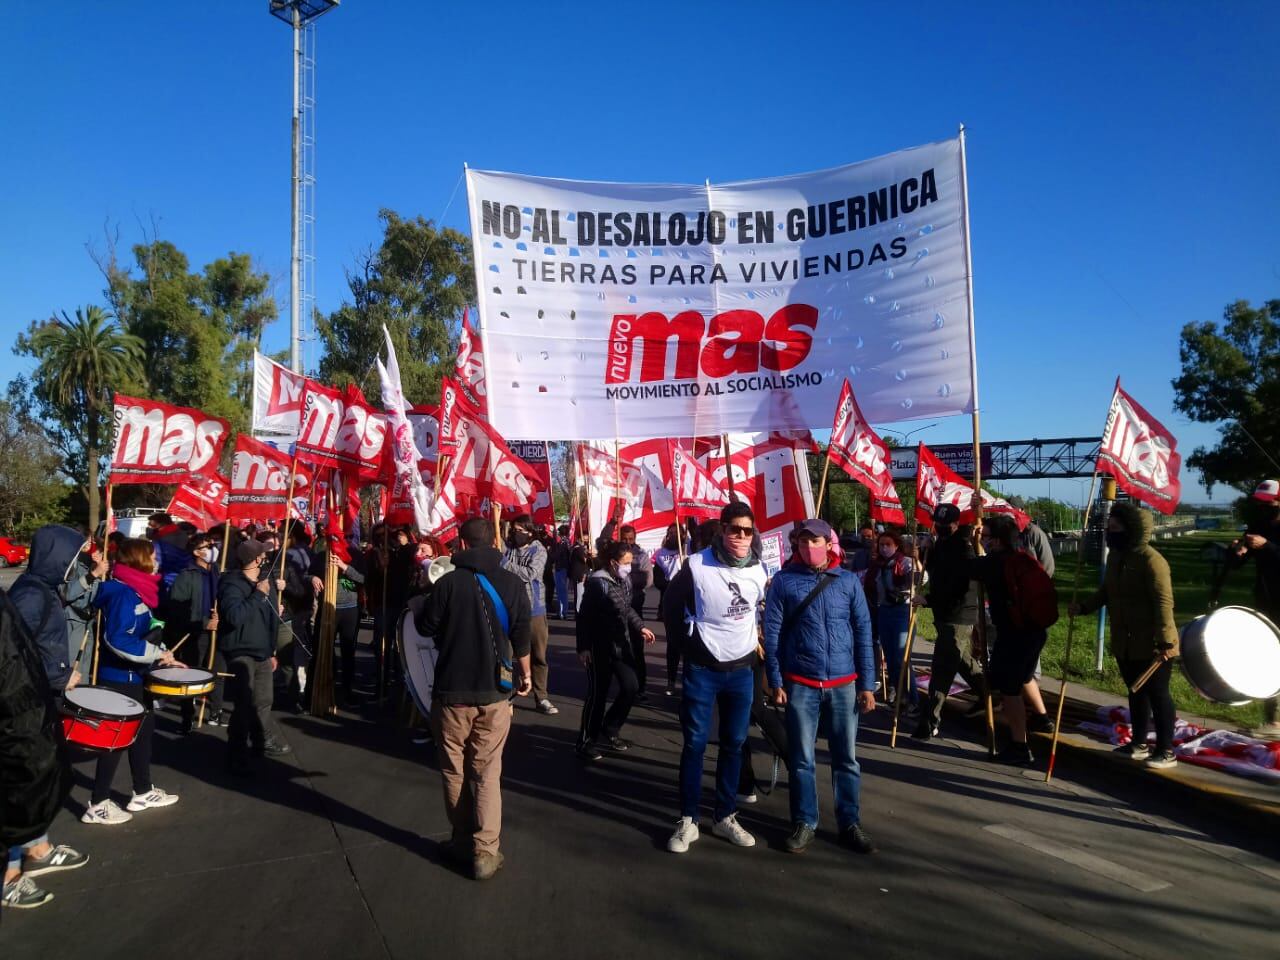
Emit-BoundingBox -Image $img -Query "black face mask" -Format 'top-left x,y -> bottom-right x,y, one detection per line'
1105,531 -> 1128,552
934,524 -> 956,540
509,529 -> 531,547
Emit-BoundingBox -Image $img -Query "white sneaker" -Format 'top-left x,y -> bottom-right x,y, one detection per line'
536,699 -> 560,715
666,816 -> 700,854
82,799 -> 132,825
127,787 -> 179,812
736,792 -> 759,804
712,813 -> 756,847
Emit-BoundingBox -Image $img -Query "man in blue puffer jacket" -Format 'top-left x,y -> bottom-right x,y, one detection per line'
763,518 -> 876,856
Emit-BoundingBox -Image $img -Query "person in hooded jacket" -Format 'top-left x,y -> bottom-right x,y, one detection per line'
86,537 -> 181,824
865,530 -> 916,711
764,519 -> 876,855
1071,502 -> 1180,768
4,526 -> 89,908
575,541 -> 655,760
162,534 -> 222,732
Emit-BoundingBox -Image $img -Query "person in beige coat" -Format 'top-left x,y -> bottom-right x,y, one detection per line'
1071,502 -> 1180,768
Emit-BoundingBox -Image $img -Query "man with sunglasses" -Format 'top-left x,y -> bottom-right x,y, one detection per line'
661,502 -> 768,853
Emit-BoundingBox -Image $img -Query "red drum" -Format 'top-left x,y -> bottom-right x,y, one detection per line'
61,686 -> 146,752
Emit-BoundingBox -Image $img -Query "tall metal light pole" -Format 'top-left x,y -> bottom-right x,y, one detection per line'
269,1 -> 339,373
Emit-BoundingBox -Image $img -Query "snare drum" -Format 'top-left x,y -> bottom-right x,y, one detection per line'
61,686 -> 146,752
1179,606 -> 1280,705
145,667 -> 216,698
398,601 -> 438,716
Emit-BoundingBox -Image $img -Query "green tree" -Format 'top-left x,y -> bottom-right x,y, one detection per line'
14,306 -> 145,532
317,210 -> 476,405
1172,298 -> 1280,493
0,400 -> 71,538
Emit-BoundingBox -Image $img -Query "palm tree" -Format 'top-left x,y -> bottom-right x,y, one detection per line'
28,306 -> 144,532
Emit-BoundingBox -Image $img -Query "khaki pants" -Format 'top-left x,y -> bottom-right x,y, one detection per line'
431,700 -> 513,857
529,615 -> 550,702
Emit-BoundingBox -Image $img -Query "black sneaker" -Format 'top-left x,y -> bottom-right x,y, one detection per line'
605,736 -> 632,752
1028,712 -> 1055,734
634,692 -> 650,705
261,738 -> 292,757
206,711 -> 224,727
912,718 -> 939,741
576,743 -> 603,761
784,823 -> 815,854
1145,749 -> 1177,770
997,742 -> 1035,766
841,824 -> 877,854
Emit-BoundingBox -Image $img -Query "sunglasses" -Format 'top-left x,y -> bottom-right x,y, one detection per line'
726,525 -> 755,538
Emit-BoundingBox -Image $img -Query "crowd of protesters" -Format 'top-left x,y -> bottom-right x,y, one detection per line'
3,479 -> 1279,901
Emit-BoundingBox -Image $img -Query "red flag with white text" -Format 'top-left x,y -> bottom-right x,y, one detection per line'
577,443 -> 647,502
827,379 -> 896,499
668,440 -> 730,516
914,443 -> 1029,529
227,435 -> 313,522
109,394 -> 230,485
454,309 -> 488,416
166,472 -> 229,529
441,401 -> 544,508
1097,380 -> 1182,515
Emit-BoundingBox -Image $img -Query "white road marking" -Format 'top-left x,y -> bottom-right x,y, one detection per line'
983,823 -> 1172,893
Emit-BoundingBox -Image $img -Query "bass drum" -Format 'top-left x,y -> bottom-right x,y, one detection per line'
1179,605 -> 1280,705
398,597 -> 439,717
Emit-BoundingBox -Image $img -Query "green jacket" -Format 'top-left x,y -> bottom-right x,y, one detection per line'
1078,503 -> 1179,661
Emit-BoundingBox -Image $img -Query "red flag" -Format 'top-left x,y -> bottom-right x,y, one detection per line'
109,394 -> 230,485
827,379 -> 896,498
577,443 -> 647,501
501,441 -> 555,526
1097,380 -> 1182,515
914,443 -> 1029,529
166,473 -> 229,529
295,380 -> 387,483
438,377 -> 465,457
227,435 -> 313,522
442,404 -> 544,508
869,491 -> 907,527
454,308 -> 488,415
669,440 -> 730,516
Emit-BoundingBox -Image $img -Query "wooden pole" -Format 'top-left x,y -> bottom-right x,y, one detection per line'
310,483 -> 338,717
814,451 -> 833,517
378,519 -> 390,703
275,457 -> 300,579
493,501 -> 504,550
197,521 -> 234,728
890,538 -> 928,748
92,482 -> 113,685
1045,471 -> 1100,783
721,434 -> 737,501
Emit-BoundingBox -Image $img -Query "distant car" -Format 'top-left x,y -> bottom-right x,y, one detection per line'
0,537 -> 29,567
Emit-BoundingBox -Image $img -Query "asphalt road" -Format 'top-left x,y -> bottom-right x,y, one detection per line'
0,566 -> 22,591
3,604 -> 1278,959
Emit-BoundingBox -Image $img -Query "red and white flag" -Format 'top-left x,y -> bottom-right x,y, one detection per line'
252,351 -> 305,439
668,440 -> 730,516
109,394 -> 230,485
295,381 -> 388,483
442,402 -> 544,509
914,442 -> 1029,529
1097,380 -> 1182,515
454,309 -> 488,415
577,443 -> 647,501
376,325 -> 433,533
827,379 -> 896,499
166,473 -> 229,529
438,377 -> 464,457
227,435 -> 312,522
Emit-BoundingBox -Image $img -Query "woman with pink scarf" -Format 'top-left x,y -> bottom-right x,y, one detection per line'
84,538 -> 181,825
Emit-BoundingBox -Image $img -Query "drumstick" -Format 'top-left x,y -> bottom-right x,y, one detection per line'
216,672 -> 235,678
167,633 -> 193,656
1129,655 -> 1165,694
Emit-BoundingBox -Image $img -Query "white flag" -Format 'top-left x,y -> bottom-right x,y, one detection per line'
376,327 -> 433,533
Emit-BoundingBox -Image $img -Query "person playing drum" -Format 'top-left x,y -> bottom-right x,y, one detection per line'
84,537 -> 181,825
1228,480 -> 1280,739
1069,504 -> 1180,769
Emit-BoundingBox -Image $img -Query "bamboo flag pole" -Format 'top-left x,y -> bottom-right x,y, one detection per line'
197,520 -> 235,728
493,502 -> 505,550
814,448 -> 833,517
956,123 -> 996,760
1046,470 -> 1100,782
890,537 -> 929,748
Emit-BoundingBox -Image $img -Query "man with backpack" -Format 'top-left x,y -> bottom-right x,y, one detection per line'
969,515 -> 1059,765
414,517 -> 532,881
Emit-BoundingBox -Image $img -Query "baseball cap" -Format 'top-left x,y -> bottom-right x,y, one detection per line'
794,518 -> 834,540
1253,480 -> 1279,502
932,503 -> 961,525
235,540 -> 268,567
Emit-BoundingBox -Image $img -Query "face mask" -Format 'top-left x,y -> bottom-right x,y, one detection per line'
798,543 -> 828,568
1105,531 -> 1128,552
616,563 -> 632,579
195,548 -> 212,563
879,545 -> 896,559
510,529 -> 531,547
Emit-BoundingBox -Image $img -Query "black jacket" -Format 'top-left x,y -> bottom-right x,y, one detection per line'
576,569 -> 644,663
414,547 -> 531,706
217,571 -> 279,661
1230,517 -> 1280,617
163,564 -> 218,651
9,524 -> 84,691
924,528 -> 979,626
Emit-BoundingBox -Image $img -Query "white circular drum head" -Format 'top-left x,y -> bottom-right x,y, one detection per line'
66,686 -> 145,717
151,667 -> 214,683
1203,607 -> 1280,700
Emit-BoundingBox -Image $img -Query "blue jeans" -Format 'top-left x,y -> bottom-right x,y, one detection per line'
877,604 -> 915,703
679,663 -> 753,821
554,569 -> 569,618
8,834 -> 48,872
785,681 -> 863,830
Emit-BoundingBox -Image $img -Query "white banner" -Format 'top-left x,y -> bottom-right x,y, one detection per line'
467,137 -> 973,440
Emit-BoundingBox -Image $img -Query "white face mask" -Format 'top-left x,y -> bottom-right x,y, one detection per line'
616,563 -> 632,579
195,548 -> 212,563
879,545 -> 896,559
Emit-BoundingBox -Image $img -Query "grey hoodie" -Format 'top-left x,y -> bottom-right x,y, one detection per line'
9,525 -> 86,691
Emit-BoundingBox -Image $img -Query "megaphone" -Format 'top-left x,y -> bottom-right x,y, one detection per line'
427,555 -> 456,584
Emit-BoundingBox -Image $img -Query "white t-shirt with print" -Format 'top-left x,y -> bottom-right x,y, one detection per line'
687,548 -> 767,663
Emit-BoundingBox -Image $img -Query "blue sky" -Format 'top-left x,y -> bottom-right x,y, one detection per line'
2,1 -> 1276,506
